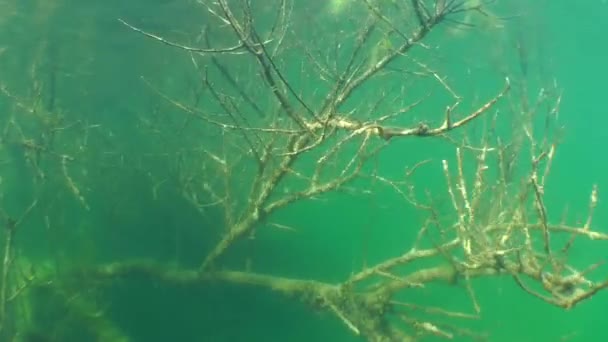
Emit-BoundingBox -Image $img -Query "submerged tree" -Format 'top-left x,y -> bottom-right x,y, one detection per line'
1,1 -> 606,341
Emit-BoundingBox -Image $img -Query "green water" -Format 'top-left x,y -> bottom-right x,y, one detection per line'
0,1 -> 607,341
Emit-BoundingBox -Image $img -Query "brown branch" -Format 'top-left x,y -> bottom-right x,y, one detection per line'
118,19 -> 248,54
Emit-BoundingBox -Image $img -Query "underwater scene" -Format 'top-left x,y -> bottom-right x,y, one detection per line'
1,0 -> 608,341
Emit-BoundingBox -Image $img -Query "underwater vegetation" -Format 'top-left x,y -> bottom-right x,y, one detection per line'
0,1 -> 605,341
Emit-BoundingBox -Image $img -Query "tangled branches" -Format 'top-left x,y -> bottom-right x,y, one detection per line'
1,1 -> 605,341
120,0 -> 513,272
95,0 -> 608,340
